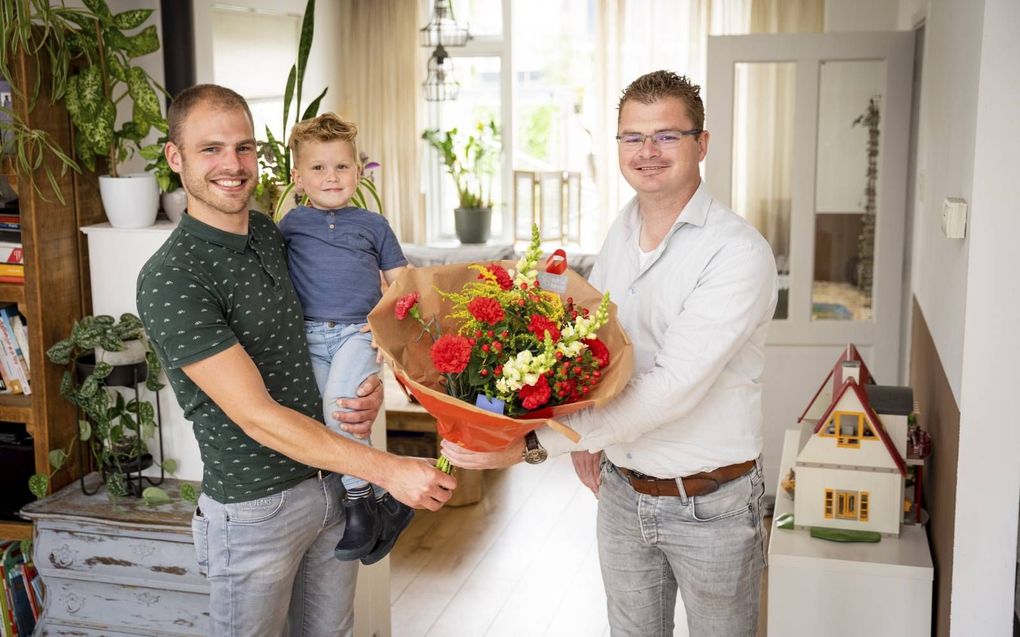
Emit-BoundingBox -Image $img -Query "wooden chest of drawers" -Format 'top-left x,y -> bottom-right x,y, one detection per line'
21,474 -> 209,636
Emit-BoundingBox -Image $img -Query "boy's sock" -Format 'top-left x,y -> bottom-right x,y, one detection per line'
347,484 -> 372,501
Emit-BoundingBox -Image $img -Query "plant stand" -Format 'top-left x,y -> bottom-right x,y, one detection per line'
74,357 -> 166,498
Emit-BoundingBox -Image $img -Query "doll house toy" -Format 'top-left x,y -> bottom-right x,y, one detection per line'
792,344 -> 929,537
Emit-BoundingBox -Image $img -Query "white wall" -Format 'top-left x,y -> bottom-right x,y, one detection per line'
902,0 -> 981,401
894,0 -> 1020,634
192,0 -> 343,123
825,0 -> 899,31
949,0 -> 1020,633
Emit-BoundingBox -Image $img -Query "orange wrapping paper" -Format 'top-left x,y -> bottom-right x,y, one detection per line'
367,260 -> 633,452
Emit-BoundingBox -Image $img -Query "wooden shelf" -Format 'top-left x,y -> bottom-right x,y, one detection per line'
0,392 -> 32,424
0,282 -> 25,305
0,519 -> 32,541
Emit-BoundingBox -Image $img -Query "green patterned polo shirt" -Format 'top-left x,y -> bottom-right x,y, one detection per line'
137,211 -> 322,503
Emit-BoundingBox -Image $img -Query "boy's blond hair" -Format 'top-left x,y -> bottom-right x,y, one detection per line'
288,112 -> 360,164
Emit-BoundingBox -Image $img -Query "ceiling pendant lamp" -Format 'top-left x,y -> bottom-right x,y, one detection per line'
422,44 -> 460,102
419,0 -> 470,48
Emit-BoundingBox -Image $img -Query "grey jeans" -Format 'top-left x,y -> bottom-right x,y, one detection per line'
193,472 -> 358,636
597,458 -> 767,637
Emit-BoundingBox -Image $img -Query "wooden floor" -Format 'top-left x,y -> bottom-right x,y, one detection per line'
389,454 -> 769,636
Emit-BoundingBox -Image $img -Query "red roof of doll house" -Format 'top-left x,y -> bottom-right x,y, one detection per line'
810,377 -> 908,476
798,344 -> 875,423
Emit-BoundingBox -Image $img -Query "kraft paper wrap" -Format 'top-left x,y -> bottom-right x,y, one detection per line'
368,260 -> 633,452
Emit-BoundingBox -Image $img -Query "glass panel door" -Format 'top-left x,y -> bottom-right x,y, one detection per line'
731,62 -> 795,319
813,61 -> 887,321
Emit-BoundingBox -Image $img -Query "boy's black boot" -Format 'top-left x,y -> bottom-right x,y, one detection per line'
361,494 -> 414,565
334,493 -> 382,561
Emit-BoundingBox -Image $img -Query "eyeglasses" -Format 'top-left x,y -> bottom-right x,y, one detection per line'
615,129 -> 703,149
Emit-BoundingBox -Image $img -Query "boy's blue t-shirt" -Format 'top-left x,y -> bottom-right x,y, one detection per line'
278,205 -> 407,322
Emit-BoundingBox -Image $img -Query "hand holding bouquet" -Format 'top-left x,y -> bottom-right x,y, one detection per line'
368,226 -> 632,468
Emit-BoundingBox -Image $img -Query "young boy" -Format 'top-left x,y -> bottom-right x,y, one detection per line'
280,112 -> 413,565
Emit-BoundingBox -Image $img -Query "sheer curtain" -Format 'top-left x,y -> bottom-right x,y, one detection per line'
732,0 -> 823,266
337,1 -> 425,243
593,0 -> 751,239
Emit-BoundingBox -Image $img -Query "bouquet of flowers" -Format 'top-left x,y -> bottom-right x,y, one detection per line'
368,226 -> 633,466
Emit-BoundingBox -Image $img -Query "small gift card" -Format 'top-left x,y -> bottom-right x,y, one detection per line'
537,271 -> 567,293
539,249 -> 569,293
475,394 -> 506,415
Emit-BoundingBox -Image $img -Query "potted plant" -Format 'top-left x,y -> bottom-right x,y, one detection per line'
0,0 -> 167,227
142,134 -> 187,223
422,120 -> 501,244
29,314 -> 187,504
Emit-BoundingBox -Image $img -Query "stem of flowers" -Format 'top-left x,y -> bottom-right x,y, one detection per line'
436,454 -> 453,474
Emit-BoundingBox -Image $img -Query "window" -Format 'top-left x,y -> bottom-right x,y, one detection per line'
824,488 -> 869,522
820,410 -> 874,448
209,5 -> 302,144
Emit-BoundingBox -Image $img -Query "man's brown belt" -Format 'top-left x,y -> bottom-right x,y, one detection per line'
616,460 -> 756,497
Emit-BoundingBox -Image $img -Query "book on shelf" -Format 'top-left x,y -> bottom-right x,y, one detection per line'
0,308 -> 27,395
17,564 -> 37,622
7,317 -> 27,376
0,266 -> 22,284
0,246 -> 20,266
0,549 -> 11,637
1,541 -> 35,636
0,347 -> 21,395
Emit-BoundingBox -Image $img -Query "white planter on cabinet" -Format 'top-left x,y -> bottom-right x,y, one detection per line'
160,188 -> 187,224
99,173 -> 159,228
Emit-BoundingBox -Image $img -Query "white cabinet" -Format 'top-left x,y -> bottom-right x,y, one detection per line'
768,430 -> 933,637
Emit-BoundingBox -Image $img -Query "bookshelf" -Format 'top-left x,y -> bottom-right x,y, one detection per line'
1,43 -> 105,540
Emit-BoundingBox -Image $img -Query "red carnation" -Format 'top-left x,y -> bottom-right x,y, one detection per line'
395,291 -> 420,320
485,264 -> 513,290
430,334 -> 473,373
585,337 -> 610,368
519,374 -> 552,410
527,314 -> 561,342
468,296 -> 505,325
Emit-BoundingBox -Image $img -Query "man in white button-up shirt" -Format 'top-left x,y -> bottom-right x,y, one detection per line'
443,70 -> 777,636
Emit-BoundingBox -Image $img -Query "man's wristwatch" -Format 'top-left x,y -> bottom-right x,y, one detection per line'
521,431 -> 548,464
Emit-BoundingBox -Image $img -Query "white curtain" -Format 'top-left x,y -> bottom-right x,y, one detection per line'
593,0 -> 752,239
732,0 -> 823,266
336,1 -> 425,243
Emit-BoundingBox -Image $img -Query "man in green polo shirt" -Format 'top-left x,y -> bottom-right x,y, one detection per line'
137,84 -> 457,637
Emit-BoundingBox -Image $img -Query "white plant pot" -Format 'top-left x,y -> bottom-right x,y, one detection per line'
99,173 -> 159,229
160,188 -> 187,224
95,338 -> 147,367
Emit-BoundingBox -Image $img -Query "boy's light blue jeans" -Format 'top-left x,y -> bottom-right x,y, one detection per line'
597,457 -> 767,637
193,472 -> 357,636
304,320 -> 381,494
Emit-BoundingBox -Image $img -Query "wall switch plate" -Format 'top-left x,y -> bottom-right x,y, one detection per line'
941,197 -> 968,239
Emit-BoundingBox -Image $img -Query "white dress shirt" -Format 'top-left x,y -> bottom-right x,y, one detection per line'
536,182 -> 778,478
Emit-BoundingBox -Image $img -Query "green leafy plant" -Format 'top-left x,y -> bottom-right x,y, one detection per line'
0,0 -> 167,202
140,134 -> 182,193
252,0 -> 384,221
422,120 -> 501,210
253,0 -> 326,220
30,313 -> 190,503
